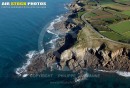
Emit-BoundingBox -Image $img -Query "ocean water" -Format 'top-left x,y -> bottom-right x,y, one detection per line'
0,0 -> 130,88
0,0 -> 70,76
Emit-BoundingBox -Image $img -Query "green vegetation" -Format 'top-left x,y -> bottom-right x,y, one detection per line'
100,31 -> 126,41
85,13 -> 97,18
122,11 -> 130,16
117,0 -> 130,1
76,29 -> 88,48
76,26 -> 102,48
99,0 -> 114,4
74,0 -> 130,44
109,21 -> 130,34
116,0 -> 130,3
108,21 -> 130,41
123,31 -> 130,38
83,0 -> 130,43
77,11 -> 86,18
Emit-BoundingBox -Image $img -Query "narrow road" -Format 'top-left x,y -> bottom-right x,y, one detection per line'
81,10 -> 105,38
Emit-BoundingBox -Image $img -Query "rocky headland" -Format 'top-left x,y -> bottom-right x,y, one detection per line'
24,43 -> 130,75
17,0 -> 130,77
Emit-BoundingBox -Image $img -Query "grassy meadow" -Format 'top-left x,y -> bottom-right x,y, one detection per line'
109,21 -> 130,35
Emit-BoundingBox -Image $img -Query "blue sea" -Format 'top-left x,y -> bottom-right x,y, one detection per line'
0,0 -> 130,88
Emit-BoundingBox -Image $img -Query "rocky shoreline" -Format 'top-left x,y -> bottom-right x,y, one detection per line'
21,42 -> 130,76
16,0 -> 130,77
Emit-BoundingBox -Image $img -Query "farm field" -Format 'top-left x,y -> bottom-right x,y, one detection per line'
100,31 -> 126,41
109,21 -> 130,38
102,3 -> 130,11
85,13 -> 97,18
122,11 -> 130,16
119,0 -> 129,1
99,0 -> 114,4
100,0 -> 130,11
123,31 -> 130,38
84,0 -> 130,43
115,0 -> 130,4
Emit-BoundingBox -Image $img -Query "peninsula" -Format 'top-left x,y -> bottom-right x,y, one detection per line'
17,0 -> 130,77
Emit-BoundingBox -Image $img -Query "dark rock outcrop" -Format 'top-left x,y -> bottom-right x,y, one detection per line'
23,43 -> 130,75
67,3 -> 81,12
26,51 -> 56,74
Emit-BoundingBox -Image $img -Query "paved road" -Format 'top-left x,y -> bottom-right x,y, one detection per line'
81,10 -> 105,38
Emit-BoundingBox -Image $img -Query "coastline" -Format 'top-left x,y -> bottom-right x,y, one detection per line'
96,69 -> 130,78
15,14 -> 68,77
15,1 -> 74,77
15,0 -> 130,79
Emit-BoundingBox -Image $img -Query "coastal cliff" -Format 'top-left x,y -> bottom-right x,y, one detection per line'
16,0 -> 130,76
23,43 -> 130,75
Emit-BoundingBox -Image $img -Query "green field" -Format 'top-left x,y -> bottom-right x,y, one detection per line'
122,11 -> 130,16
84,0 -> 130,43
99,0 -> 114,4
85,13 -> 97,18
123,31 -> 130,37
116,0 -> 130,3
109,21 -> 130,33
100,31 -> 126,41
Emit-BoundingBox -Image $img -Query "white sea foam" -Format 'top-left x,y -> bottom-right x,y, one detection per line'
46,37 -> 60,49
15,15 -> 64,77
46,37 -> 59,45
75,73 -> 89,82
64,4 -> 69,10
97,70 -> 114,73
96,69 -> 130,78
15,51 -> 38,77
116,71 -> 130,77
46,15 -> 64,48
47,15 -> 64,32
40,49 -> 45,54
47,30 -> 56,35
22,74 -> 28,78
